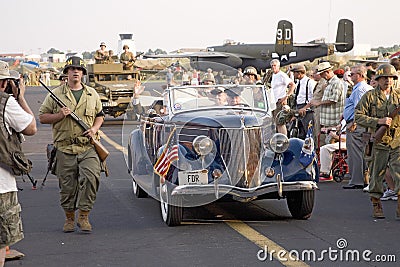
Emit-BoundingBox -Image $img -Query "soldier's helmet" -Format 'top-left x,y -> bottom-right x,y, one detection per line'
243,66 -> 257,76
63,56 -> 87,75
374,64 -> 398,80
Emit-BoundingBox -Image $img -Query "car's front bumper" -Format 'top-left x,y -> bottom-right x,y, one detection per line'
171,180 -> 318,199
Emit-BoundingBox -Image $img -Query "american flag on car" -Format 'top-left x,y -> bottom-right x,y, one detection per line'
154,129 -> 179,179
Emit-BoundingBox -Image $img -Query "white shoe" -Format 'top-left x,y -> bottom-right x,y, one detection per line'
381,189 -> 397,201
363,184 -> 369,192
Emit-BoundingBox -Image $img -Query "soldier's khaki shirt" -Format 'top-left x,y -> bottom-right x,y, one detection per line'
39,83 -> 104,154
94,49 -> 109,64
355,86 -> 400,148
120,51 -> 135,68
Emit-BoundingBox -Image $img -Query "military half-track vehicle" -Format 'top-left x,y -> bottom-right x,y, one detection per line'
86,63 -> 140,118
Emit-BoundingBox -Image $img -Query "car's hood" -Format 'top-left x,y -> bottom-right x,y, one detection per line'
169,109 -> 272,128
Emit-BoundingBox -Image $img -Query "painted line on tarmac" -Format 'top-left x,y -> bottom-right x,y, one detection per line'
101,131 -> 309,266
206,205 -> 309,267
225,220 -> 309,267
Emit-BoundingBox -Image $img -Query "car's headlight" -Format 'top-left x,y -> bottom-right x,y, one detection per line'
269,133 -> 289,153
193,135 -> 213,156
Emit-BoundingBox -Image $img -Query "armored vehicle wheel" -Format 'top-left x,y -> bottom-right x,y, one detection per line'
132,179 -> 148,198
286,190 -> 315,219
160,183 -> 182,226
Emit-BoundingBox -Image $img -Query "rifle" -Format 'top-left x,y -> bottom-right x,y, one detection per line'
41,143 -> 57,187
39,80 -> 110,163
372,105 -> 400,143
21,173 -> 37,190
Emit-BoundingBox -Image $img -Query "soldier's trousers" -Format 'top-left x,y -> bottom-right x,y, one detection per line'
56,148 -> 101,211
369,145 -> 400,199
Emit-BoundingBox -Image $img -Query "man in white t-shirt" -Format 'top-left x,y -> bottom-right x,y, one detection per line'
270,59 -> 295,135
0,61 -> 37,266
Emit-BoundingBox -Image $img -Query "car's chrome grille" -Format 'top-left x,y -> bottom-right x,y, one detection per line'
219,128 -> 262,188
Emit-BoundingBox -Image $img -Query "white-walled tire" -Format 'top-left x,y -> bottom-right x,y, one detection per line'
132,179 -> 148,198
160,183 -> 182,226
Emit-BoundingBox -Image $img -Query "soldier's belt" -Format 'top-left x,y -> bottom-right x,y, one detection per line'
56,137 -> 91,147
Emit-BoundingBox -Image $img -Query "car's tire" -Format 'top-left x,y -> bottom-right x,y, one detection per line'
286,190 -> 315,219
132,179 -> 148,198
160,183 -> 182,226
127,145 -> 132,173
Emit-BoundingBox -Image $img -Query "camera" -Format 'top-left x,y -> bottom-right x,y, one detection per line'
5,79 -> 20,95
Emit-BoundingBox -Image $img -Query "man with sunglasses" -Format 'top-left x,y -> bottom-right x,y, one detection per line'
342,65 -> 372,190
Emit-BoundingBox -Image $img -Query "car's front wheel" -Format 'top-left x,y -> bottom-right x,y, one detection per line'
160,183 -> 182,226
286,190 -> 315,219
132,179 -> 148,198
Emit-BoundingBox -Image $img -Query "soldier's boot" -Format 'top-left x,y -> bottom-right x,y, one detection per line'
371,197 -> 385,219
77,210 -> 92,232
63,210 -> 75,233
396,194 -> 400,220
5,246 -> 25,261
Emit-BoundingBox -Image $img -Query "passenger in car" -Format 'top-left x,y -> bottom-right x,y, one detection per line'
210,88 -> 228,106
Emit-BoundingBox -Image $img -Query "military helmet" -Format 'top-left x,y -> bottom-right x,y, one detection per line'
243,66 -> 257,76
63,56 -> 87,75
374,64 -> 398,80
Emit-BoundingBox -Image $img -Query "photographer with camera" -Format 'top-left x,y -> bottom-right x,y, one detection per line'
0,61 -> 37,266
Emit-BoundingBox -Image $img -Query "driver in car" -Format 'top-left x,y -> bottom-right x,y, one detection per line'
210,87 -> 228,106
225,87 -> 243,106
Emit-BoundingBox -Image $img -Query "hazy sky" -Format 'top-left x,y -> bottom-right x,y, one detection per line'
2,0 -> 398,55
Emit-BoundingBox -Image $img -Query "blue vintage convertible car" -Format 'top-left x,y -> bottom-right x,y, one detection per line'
126,79 -> 318,226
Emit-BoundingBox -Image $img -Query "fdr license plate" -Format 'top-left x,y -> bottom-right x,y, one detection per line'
178,169 -> 208,185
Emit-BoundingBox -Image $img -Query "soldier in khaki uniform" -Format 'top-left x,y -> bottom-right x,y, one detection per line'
120,45 -> 135,71
39,57 -> 105,233
354,64 -> 400,219
94,42 -> 109,64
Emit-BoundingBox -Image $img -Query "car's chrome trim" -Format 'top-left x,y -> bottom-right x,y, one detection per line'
171,181 -> 318,198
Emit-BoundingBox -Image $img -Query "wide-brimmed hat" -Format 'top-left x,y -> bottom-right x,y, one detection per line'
9,70 -> 20,79
123,44 -> 129,49
291,64 -> 306,73
100,42 -> 106,47
225,87 -> 243,97
316,62 -> 333,74
0,60 -> 16,80
210,87 -> 225,95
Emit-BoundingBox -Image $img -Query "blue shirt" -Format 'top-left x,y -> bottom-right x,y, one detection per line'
343,81 -> 372,122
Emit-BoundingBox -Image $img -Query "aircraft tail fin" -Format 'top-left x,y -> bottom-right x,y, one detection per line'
274,20 -> 294,60
335,19 -> 354,52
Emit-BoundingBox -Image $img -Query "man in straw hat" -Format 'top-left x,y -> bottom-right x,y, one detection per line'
310,61 -> 344,145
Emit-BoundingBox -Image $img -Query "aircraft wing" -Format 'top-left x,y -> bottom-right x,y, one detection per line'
349,59 -> 388,64
145,51 -> 230,59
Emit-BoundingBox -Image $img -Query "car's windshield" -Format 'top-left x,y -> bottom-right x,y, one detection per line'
169,85 -> 269,113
